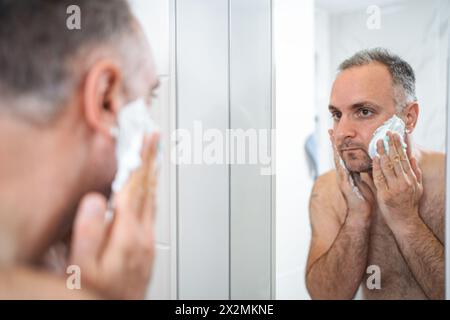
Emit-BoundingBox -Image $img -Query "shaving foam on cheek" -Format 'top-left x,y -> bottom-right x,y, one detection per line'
368,115 -> 407,159
337,149 -> 364,200
110,98 -> 160,194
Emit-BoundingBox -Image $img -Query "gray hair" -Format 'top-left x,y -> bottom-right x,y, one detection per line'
0,0 -> 137,124
338,48 -> 417,111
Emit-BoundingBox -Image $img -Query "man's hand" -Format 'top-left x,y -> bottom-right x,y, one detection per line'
69,133 -> 160,299
329,130 -> 375,221
372,131 -> 423,228
305,131 -> 376,299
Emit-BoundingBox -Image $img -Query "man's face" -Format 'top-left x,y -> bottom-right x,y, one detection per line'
88,34 -> 159,198
329,62 -> 398,172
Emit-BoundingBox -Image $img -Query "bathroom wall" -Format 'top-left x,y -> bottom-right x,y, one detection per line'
176,0 -> 231,299
176,0 -> 274,299
132,0 -> 274,300
229,0 -> 274,299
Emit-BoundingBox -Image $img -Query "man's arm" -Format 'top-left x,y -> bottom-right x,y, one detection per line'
306,173 -> 372,300
389,153 -> 445,300
372,133 -> 444,299
389,215 -> 444,300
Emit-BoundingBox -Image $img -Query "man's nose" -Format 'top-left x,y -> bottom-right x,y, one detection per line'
335,116 -> 357,141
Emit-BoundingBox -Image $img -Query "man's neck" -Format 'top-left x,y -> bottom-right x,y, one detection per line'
0,115 -> 83,265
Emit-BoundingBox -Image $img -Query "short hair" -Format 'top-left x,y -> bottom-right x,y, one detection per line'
0,0 -> 135,123
338,48 -> 417,111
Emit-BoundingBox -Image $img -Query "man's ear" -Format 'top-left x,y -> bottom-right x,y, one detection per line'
82,59 -> 124,137
403,102 -> 419,134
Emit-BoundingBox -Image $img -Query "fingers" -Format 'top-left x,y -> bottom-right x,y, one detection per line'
329,129 -> 358,197
405,133 -> 413,160
393,133 -> 423,194
329,130 -> 345,180
376,136 -> 386,157
372,131 -> 422,196
329,130 -> 343,171
134,134 -> 154,219
392,132 -> 415,183
115,133 -> 159,222
71,193 -> 108,266
393,133 -> 410,167
142,133 -> 160,231
331,144 -> 350,191
372,156 -> 388,191
351,172 -> 366,200
410,157 -> 423,185
361,172 -> 376,191
145,132 -> 160,184
377,139 -> 396,186
354,176 -> 374,203
387,132 -> 404,178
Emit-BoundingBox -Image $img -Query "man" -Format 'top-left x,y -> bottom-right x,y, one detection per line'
0,0 -> 160,299
306,48 -> 445,300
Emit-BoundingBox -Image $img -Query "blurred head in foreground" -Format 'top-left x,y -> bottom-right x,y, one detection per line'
0,0 -> 158,263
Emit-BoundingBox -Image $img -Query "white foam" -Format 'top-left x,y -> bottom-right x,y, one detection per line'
338,151 -> 364,200
111,98 -> 160,193
368,115 -> 406,159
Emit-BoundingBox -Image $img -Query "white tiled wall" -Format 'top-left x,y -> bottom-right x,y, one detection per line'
175,0 -> 231,299
130,0 -> 177,300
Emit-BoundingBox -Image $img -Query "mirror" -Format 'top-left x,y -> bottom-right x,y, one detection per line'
278,0 -> 449,299
145,0 -> 449,300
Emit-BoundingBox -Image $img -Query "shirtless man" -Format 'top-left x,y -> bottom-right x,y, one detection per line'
0,0 -> 160,299
305,48 -> 445,300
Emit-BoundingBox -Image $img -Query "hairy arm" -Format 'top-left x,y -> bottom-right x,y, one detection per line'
305,173 -> 371,300
389,215 -> 444,300
373,143 -> 445,300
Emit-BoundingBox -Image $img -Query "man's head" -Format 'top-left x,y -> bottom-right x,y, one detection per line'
0,0 -> 159,259
329,48 -> 419,172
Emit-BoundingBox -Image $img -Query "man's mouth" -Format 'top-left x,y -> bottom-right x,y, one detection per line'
340,147 -> 363,152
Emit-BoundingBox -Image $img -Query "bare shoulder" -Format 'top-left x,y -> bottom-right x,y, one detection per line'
418,149 -> 445,241
420,149 -> 445,188
312,170 -> 336,191
421,149 -> 445,168
310,170 -> 337,202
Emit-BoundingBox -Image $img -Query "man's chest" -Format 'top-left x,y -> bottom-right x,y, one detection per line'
359,212 -> 423,298
361,197 -> 442,299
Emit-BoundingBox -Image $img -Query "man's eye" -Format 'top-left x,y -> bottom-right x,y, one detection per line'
358,108 -> 373,117
331,112 -> 341,121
